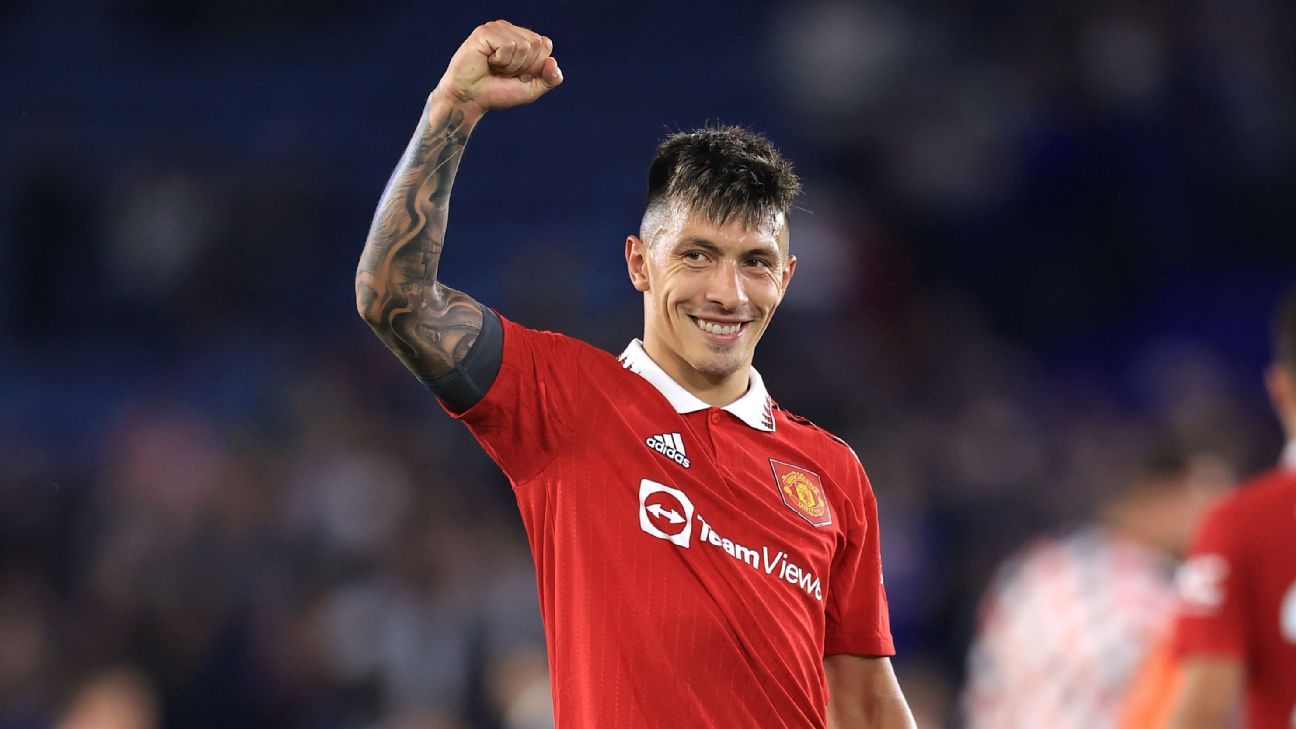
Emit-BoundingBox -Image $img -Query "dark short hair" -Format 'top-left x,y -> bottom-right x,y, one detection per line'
645,125 -> 801,228
1274,287 -> 1296,375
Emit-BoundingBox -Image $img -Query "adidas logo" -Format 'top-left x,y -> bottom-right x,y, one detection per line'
645,432 -> 690,469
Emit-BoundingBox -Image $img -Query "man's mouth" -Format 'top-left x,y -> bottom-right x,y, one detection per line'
689,316 -> 748,338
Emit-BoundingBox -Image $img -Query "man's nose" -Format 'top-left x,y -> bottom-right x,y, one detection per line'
705,260 -> 748,311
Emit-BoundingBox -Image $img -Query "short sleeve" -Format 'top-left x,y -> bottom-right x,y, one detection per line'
823,461 -> 895,657
449,314 -> 587,485
1172,499 -> 1248,659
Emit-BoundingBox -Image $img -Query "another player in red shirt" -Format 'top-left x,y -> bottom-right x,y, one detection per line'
1166,289 -> 1296,729
354,19 -> 915,729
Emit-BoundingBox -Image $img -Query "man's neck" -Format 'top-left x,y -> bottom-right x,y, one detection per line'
641,338 -> 750,407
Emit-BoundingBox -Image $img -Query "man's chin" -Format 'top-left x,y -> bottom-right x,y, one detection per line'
686,352 -> 746,380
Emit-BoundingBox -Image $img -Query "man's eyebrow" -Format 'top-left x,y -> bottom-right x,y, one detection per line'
677,237 -> 722,253
677,237 -> 780,257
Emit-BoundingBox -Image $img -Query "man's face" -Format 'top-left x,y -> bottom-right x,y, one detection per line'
625,204 -> 796,385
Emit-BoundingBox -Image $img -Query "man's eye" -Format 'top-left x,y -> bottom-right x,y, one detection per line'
745,258 -> 771,268
683,251 -> 707,262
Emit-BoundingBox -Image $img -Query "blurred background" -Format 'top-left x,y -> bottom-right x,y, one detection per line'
2,0 -> 1293,727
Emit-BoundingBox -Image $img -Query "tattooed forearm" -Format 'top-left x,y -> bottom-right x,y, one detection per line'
356,97 -> 485,378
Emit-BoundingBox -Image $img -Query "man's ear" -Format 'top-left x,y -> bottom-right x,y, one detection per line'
780,255 -> 797,294
626,235 -> 651,292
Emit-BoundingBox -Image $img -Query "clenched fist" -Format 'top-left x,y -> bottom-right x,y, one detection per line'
434,20 -> 563,115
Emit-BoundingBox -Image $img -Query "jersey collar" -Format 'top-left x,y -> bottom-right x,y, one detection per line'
618,339 -> 776,432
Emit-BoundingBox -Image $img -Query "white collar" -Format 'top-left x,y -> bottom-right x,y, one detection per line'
1282,440 -> 1296,470
618,339 -> 776,432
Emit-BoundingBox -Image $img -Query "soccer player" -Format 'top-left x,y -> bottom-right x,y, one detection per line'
354,19 -> 915,729
960,443 -> 1229,729
1165,289 -> 1296,729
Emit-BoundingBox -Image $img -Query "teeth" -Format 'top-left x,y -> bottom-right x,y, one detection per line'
694,318 -> 742,335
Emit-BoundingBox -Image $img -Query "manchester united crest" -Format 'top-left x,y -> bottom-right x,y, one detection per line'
769,459 -> 832,528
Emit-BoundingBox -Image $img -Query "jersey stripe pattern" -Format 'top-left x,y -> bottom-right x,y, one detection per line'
447,316 -> 894,729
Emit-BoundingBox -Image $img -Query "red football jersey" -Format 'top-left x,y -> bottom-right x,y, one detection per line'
450,316 -> 894,729
1172,456 -> 1296,729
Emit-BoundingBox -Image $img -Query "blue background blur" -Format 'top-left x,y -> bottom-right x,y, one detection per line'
2,1 -> 1293,727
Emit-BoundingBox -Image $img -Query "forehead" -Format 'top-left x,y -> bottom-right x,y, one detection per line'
659,205 -> 789,254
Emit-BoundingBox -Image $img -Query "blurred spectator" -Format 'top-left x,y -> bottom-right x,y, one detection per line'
961,442 -> 1232,729
56,668 -> 159,729
0,575 -> 53,729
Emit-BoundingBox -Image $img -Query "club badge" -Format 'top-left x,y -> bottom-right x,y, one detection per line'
769,459 -> 831,528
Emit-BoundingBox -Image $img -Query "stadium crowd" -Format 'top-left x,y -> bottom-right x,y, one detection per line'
2,0 -> 1292,727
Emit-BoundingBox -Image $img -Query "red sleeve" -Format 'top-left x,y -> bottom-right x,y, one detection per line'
449,314 -> 587,485
823,459 -> 895,657
1172,498 -> 1248,660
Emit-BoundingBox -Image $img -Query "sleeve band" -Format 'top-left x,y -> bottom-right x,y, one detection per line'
419,304 -> 503,413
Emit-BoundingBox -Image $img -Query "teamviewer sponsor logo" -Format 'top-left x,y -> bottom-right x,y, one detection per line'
697,514 -> 824,603
636,479 -> 824,602
639,479 -> 694,547
645,432 -> 690,468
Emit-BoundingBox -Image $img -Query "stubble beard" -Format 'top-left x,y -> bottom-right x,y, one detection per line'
686,342 -> 747,380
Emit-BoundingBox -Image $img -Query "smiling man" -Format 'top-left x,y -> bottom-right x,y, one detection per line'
629,148 -> 797,406
355,20 -> 915,729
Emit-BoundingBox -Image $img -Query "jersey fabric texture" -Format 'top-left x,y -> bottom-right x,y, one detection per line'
961,527 -> 1177,729
1172,447 -> 1296,729
448,315 -> 894,729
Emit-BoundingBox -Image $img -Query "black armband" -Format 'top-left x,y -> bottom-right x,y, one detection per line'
419,304 -> 503,413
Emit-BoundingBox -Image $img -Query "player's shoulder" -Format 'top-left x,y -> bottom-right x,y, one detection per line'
999,530 -> 1094,579
1209,466 -> 1296,522
772,403 -> 863,470
974,535 -> 1084,627
499,313 -> 620,367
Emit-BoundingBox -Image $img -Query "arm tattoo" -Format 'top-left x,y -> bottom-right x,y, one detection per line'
356,102 -> 484,378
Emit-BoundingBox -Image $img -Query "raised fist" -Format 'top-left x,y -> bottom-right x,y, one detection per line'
434,20 -> 563,114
